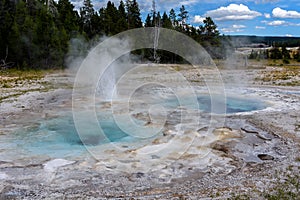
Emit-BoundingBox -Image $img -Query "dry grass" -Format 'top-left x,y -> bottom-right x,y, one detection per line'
255,64 -> 300,86
0,69 -> 67,103
0,69 -> 61,88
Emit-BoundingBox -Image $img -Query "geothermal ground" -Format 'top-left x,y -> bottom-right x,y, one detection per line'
0,63 -> 300,199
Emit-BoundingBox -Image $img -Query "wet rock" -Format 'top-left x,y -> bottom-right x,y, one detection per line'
257,154 -> 274,161
163,129 -> 174,136
132,112 -> 151,124
133,172 -> 145,178
151,155 -> 160,159
13,156 -> 50,168
145,121 -> 153,126
105,165 -> 117,170
241,127 -> 259,134
256,134 -> 272,141
241,127 -> 272,141
212,143 -> 229,154
101,102 -> 112,109
0,160 -> 13,168
213,127 -> 242,140
197,126 -> 208,132
152,138 -> 161,144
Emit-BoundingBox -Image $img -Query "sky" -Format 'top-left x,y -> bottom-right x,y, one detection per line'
71,0 -> 300,37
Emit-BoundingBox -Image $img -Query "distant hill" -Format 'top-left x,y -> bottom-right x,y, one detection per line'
227,35 -> 300,48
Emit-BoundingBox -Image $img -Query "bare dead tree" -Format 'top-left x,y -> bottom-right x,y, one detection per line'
0,46 -> 14,70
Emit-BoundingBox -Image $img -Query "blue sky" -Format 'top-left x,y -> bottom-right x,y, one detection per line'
71,0 -> 300,37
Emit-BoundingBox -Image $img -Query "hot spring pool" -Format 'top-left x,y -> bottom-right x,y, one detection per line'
2,94 -> 268,158
7,115 -> 134,158
161,94 -> 268,114
197,94 -> 268,114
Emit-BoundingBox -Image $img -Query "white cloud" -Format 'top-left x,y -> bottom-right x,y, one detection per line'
285,34 -> 293,37
232,24 -> 246,29
255,26 -> 266,29
220,24 -> 246,33
267,20 -> 288,26
272,7 -> 300,18
264,13 -> 271,18
205,4 -> 262,21
263,20 -> 300,26
221,28 -> 244,33
194,15 -> 205,23
180,0 -> 199,6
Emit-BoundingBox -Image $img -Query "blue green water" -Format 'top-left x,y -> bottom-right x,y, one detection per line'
161,94 -> 267,114
197,95 -> 267,114
11,115 -> 131,157
8,94 -> 267,157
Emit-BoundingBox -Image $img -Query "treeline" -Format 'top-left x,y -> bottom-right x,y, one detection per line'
249,46 -> 300,63
0,0 -> 229,69
1,0 -> 78,69
230,35 -> 300,48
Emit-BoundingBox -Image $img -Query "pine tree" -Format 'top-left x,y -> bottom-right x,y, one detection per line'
104,1 -> 118,35
281,45 -> 290,59
190,26 -> 197,38
57,0 -> 80,37
270,47 -> 282,59
145,14 -> 152,27
161,12 -> 172,29
26,0 -> 38,16
7,0 -> 65,68
7,0 -> 37,68
34,3 -> 59,68
156,11 -> 161,27
126,0 -> 142,29
249,50 -> 258,59
0,0 -> 15,64
199,17 -> 219,37
198,17 -> 221,59
118,0 -> 126,18
169,8 -> 176,26
98,7 -> 106,34
178,5 -> 188,25
293,47 -> 300,61
80,0 -> 95,38
116,0 -> 127,32
46,0 -> 58,16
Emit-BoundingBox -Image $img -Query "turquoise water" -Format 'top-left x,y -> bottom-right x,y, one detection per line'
160,94 -> 267,114
7,94 -> 267,157
197,95 -> 267,114
11,115 -> 132,157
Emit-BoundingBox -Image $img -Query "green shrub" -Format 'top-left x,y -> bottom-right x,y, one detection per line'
2,83 -> 11,88
283,58 -> 290,64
